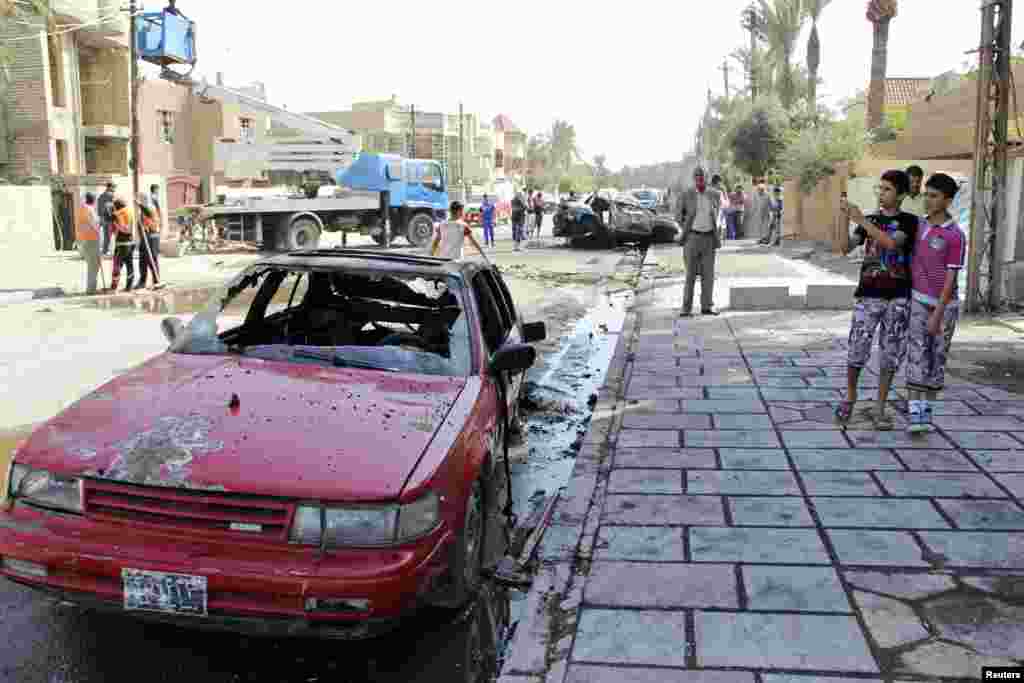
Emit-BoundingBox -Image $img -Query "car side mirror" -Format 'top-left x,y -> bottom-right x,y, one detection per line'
490,344 -> 536,375
522,321 -> 546,344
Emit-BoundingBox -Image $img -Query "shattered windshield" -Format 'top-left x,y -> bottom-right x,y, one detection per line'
169,265 -> 473,377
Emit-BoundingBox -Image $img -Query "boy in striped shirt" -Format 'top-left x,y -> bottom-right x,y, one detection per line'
906,174 -> 966,433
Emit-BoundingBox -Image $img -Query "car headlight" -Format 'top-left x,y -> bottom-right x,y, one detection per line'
9,465 -> 83,514
289,492 -> 440,548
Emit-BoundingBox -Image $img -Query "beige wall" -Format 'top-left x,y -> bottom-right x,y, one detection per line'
783,163 -> 850,252
79,46 -> 129,128
138,80 -> 192,176
0,186 -> 54,257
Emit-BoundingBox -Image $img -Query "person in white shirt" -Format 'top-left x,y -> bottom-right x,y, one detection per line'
430,201 -> 484,260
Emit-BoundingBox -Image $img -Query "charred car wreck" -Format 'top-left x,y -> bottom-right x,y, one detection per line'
0,249 -> 546,639
553,191 -> 679,248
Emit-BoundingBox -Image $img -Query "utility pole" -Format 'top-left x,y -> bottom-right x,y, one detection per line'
129,0 -> 140,215
720,59 -> 730,97
742,4 -> 760,99
966,0 -> 1012,312
459,102 -> 465,202
409,104 -> 416,158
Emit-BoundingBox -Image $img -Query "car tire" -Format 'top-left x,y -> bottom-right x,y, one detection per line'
431,479 -> 485,609
285,218 -> 321,251
406,213 -> 435,248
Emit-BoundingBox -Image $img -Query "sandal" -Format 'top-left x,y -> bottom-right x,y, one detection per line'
834,401 -> 854,425
875,411 -> 894,431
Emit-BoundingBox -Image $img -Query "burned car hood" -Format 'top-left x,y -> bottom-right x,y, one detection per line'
16,353 -> 468,501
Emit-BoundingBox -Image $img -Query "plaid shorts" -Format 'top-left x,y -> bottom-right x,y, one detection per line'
906,297 -> 959,391
846,297 -> 911,371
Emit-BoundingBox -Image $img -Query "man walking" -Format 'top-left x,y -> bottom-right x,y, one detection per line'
710,175 -> 727,239
761,186 -> 784,246
98,182 -> 116,256
76,192 -> 102,295
137,191 -> 161,289
746,181 -> 772,242
726,185 -> 745,239
679,167 -> 722,317
481,193 -> 496,248
511,190 -> 527,251
109,198 -> 136,291
532,191 -> 545,241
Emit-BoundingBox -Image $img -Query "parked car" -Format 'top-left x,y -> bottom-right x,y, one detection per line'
0,249 -> 546,639
630,189 -> 659,210
553,191 -> 655,247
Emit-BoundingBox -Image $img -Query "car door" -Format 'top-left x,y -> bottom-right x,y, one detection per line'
471,270 -> 521,423
485,268 -> 527,407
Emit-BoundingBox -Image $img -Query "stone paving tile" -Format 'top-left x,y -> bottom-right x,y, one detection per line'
789,448 -> 904,471
769,406 -> 804,423
756,377 -> 811,388
935,416 -> 1024,431
995,472 -> 1024,497
970,451 -> 1024,472
751,367 -> 813,377
844,570 -> 955,599
923,592 -> 1024,661
573,609 -> 688,666
764,677 -> 882,683
813,497 -> 949,528
943,431 -> 1023,450
976,402 -> 1024,417
614,448 -> 717,469
680,399 -> 766,414
917,531 -> 1024,568
780,431 -> 851,449
760,388 -> 843,401
621,413 -> 712,430
704,386 -> 761,399
688,470 -> 801,495
846,430 -> 954,449
712,414 -> 775,429
728,497 -> 814,526
628,375 -> 681,388
684,430 -> 781,448
894,449 -> 978,471
585,562 -> 738,608
828,530 -> 929,566
936,499 -> 1024,529
854,590 -> 929,648
617,430 -> 681,448
622,398 -> 685,413
778,420 -> 847,430
689,527 -> 830,564
895,640 -> 1021,678
925,400 -> 981,415
875,472 -> 1007,498
628,386 -> 709,400
801,472 -> 883,496
718,448 -> 790,469
608,469 -> 684,494
744,566 -> 851,612
695,612 -> 877,672
595,526 -> 686,561
603,495 -> 725,526
566,666 -> 755,683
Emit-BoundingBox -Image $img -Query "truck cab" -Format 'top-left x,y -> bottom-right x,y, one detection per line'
337,154 -> 448,247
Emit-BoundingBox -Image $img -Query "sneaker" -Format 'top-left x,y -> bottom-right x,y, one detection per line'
875,411 -> 894,431
907,409 -> 930,434
834,401 -> 854,425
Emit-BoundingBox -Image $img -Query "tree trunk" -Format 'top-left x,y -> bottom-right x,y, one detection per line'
866,18 -> 890,130
807,22 -> 820,112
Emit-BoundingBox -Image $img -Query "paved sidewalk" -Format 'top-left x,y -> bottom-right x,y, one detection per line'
499,267 -> 1024,682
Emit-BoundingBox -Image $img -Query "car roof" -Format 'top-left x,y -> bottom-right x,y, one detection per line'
254,248 -> 490,278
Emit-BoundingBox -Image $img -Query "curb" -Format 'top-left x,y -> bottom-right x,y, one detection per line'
497,259 -> 645,683
0,287 -> 66,305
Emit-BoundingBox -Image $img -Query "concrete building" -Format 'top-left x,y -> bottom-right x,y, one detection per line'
0,0 -> 131,179
492,114 -> 526,183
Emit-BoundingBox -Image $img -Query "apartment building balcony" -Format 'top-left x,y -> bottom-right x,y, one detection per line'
53,0 -> 128,49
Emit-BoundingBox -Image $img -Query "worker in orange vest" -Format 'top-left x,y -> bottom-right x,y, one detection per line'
110,198 -> 136,291
137,189 -> 161,289
75,192 -> 101,294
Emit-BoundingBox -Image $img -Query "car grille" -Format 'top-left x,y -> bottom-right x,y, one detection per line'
83,480 -> 294,542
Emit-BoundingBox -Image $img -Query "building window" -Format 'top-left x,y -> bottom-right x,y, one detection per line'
157,110 -> 175,144
495,149 -> 504,168
240,117 -> 255,142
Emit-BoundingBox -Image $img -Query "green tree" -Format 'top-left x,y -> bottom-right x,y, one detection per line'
724,97 -> 790,178
592,154 -> 609,184
548,120 -> 580,176
758,0 -> 807,111
780,111 -> 869,193
804,0 -> 832,113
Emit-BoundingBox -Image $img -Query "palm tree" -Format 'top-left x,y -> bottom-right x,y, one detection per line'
865,0 -> 898,130
548,120 -> 580,184
805,0 -> 832,114
758,0 -> 807,110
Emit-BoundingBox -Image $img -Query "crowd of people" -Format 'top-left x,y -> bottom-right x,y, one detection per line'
75,182 -> 164,295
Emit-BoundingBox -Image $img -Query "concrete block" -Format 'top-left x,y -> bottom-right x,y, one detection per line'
806,284 -> 857,309
728,286 -> 790,310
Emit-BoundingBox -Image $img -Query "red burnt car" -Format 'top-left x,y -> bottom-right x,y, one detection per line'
0,249 -> 545,638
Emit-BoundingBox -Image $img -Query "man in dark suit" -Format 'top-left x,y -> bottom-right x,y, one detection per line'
678,167 -> 722,317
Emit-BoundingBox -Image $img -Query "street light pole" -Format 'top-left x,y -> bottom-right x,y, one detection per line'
129,0 -> 140,214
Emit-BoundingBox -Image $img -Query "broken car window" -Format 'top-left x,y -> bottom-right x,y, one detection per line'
170,265 -> 473,377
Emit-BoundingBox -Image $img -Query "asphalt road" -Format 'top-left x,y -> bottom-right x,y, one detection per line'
0,228 -> 630,683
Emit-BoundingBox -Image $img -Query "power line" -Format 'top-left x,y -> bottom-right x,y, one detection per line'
2,8 -> 137,41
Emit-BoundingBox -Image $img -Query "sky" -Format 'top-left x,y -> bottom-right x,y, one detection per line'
146,0 -> 1024,170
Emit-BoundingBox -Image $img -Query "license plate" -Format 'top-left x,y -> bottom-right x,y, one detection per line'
122,568 -> 207,617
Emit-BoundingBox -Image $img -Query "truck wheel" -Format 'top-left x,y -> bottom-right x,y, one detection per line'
406,213 -> 434,248
285,218 -> 321,251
